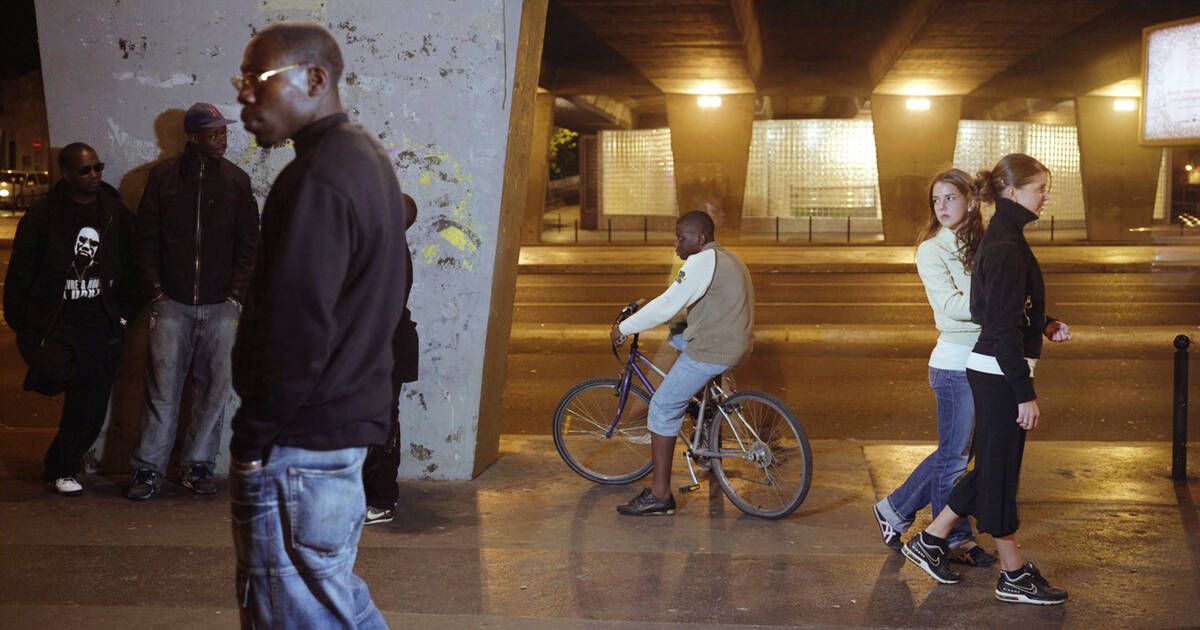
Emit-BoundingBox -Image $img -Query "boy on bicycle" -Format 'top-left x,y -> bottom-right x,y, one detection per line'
609,210 -> 754,515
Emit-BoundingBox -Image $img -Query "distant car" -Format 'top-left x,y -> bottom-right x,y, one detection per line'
0,170 -> 50,212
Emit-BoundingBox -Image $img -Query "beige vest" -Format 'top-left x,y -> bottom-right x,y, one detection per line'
683,242 -> 754,366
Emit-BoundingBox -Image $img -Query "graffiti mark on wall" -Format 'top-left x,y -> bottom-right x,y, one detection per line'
386,136 -> 480,272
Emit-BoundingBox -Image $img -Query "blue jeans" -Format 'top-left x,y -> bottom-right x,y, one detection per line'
230,446 -> 387,629
876,367 -> 975,546
131,299 -> 238,474
648,334 -> 731,437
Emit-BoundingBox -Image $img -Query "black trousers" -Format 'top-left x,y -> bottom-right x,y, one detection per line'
362,381 -> 403,510
946,369 -> 1027,538
42,316 -> 121,482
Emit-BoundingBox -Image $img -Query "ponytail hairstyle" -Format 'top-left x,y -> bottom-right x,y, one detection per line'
917,168 -> 984,272
972,153 -> 1051,207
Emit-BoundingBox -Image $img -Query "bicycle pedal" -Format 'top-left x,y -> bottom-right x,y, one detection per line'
678,483 -> 701,494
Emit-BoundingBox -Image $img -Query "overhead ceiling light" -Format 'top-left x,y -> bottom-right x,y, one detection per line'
1186,164 -> 1194,172
697,95 -> 722,108
906,98 -> 931,111
1113,99 -> 1137,111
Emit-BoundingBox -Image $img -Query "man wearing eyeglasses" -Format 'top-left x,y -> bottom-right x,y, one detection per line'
227,22 -> 403,629
4,143 -> 139,496
126,103 -> 259,500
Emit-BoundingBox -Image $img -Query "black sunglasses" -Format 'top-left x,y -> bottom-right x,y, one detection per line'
77,163 -> 105,176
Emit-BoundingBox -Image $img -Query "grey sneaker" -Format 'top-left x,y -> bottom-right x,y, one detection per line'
126,468 -> 161,500
902,532 -> 962,584
995,562 -> 1067,605
182,465 -> 218,495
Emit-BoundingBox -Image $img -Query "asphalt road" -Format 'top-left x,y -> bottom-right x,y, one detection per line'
504,271 -> 1200,441
1,247 -> 1196,444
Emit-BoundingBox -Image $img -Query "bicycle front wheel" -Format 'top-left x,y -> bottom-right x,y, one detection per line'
553,377 -> 654,485
709,390 -> 812,519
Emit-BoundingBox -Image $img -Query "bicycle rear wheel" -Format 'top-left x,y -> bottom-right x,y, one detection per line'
553,377 -> 654,485
709,390 -> 812,519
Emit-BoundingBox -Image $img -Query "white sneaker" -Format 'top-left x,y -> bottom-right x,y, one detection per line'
364,506 -> 394,525
49,477 -> 83,496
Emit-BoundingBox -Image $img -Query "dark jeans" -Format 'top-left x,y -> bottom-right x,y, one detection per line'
947,369 -> 1027,538
362,407 -> 401,510
43,315 -> 121,482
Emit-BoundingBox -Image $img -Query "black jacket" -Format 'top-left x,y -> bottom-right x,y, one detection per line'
4,180 -> 139,342
970,197 -> 1055,403
230,113 -> 409,462
135,145 -> 259,304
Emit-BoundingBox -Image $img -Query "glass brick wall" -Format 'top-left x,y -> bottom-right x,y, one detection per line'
742,119 -> 881,218
598,128 -> 677,216
953,121 -> 1085,224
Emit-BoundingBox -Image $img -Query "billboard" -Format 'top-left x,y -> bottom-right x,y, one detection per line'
1141,15 -> 1200,146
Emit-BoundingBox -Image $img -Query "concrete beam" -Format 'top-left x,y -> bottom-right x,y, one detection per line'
866,0 -> 944,91
1076,95 -> 1161,242
38,0 -> 544,480
565,95 -> 634,129
665,93 -> 755,234
871,93 -> 963,243
730,0 -> 764,86
522,93 -> 556,244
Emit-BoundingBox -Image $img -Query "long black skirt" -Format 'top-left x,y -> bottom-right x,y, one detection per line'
946,369 -> 1027,538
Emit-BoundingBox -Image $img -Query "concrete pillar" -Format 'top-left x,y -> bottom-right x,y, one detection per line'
36,0 -> 546,480
1075,96 -> 1161,242
521,92 -> 555,244
665,94 -> 755,235
871,94 -> 962,243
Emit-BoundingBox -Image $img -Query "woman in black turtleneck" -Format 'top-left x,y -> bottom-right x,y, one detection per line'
901,154 -> 1073,606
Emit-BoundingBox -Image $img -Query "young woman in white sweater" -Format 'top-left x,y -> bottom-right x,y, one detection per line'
872,169 -> 995,566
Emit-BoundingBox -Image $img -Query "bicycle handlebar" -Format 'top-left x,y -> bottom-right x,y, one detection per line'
619,298 -> 646,318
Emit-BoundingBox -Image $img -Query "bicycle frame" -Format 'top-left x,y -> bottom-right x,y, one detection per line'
608,336 -> 764,470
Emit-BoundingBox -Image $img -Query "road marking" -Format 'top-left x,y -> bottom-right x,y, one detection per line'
515,301 -> 1200,307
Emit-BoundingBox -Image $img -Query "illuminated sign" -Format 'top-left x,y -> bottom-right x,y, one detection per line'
1141,15 -> 1200,145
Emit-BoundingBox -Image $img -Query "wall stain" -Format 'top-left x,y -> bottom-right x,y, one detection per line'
118,36 -> 148,60
410,443 -> 433,461
405,389 -> 427,411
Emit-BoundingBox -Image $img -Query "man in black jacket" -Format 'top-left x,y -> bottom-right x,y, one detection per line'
127,103 -> 259,500
3,143 -> 139,495
228,22 -> 402,628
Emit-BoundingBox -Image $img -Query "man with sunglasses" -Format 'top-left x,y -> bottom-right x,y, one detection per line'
4,143 -> 139,495
227,22 -> 403,628
126,103 -> 259,500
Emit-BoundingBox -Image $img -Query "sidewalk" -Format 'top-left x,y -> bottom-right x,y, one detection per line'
519,243 -> 1200,274
2,434 -> 1198,628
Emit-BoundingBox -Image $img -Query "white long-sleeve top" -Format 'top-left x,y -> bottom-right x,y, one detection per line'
916,226 -> 981,370
618,248 -> 716,336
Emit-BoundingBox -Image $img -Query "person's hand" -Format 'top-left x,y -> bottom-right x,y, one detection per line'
1016,400 -> 1039,431
610,324 -> 626,347
1044,320 -> 1071,342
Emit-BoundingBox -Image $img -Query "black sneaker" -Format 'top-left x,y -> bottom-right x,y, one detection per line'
950,541 -> 998,567
126,468 -> 161,500
873,505 -> 903,554
364,506 -> 394,525
182,465 -> 218,495
617,488 -> 676,516
995,562 -> 1067,605
902,532 -> 962,584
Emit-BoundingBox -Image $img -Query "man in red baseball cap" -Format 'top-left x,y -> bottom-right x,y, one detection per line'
126,102 -> 259,500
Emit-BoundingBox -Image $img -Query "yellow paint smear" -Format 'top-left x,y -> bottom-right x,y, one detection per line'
421,244 -> 439,264
438,226 -> 478,253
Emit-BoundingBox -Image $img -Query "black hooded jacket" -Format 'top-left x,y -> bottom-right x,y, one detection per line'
4,179 -> 139,341
969,196 -> 1056,403
135,144 -> 259,304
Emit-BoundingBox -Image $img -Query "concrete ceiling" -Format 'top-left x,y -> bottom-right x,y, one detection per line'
541,0 -> 1200,128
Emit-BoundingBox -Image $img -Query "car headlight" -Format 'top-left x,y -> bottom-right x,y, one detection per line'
0,189 -> 9,197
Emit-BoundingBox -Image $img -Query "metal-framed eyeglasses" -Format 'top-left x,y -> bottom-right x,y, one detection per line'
231,63 -> 308,92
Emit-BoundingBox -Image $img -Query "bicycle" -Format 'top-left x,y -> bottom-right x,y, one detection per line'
552,300 -> 813,519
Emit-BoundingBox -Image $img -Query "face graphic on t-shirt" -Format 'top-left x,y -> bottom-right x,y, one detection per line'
64,226 -> 103,300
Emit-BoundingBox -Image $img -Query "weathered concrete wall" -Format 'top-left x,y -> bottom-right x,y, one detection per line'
1075,95 -> 1160,242
871,94 -> 962,243
36,0 -> 539,479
